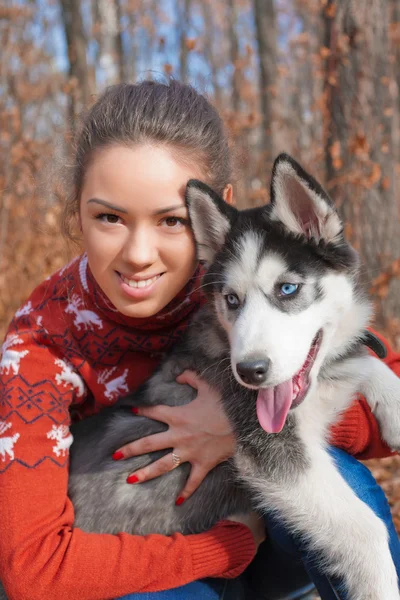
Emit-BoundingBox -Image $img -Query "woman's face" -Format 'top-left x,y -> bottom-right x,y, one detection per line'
80,144 -> 203,318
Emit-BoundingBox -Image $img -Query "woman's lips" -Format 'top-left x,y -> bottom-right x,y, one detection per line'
116,272 -> 164,299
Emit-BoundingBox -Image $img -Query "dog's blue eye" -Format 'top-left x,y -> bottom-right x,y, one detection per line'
280,283 -> 299,296
226,293 -> 240,309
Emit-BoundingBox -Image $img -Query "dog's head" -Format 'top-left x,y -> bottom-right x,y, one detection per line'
186,153 -> 371,433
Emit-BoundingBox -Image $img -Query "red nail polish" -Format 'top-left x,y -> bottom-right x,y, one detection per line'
112,451 -> 124,461
127,474 -> 139,484
175,496 -> 185,506
132,407 -> 139,415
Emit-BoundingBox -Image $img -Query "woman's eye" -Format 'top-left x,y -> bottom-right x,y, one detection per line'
96,213 -> 121,224
162,216 -> 187,229
279,283 -> 300,297
225,293 -> 240,309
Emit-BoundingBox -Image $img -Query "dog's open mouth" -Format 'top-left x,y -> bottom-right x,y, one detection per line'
256,330 -> 323,434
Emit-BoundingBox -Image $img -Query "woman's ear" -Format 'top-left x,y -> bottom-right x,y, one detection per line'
223,183 -> 234,205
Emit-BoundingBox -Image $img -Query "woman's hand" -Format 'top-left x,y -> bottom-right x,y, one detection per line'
113,370 -> 236,504
226,513 -> 266,550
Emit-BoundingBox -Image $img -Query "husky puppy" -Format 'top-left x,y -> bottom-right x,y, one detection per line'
68,154 -> 400,600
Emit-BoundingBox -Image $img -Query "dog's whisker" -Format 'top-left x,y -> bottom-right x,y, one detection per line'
199,357 -> 231,380
190,280 -> 226,294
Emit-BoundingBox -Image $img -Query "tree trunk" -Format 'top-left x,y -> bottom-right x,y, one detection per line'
59,0 -> 92,127
202,0 -> 222,107
115,0 -> 125,83
178,0 -> 191,84
126,2 -> 138,83
323,0 -> 400,328
253,0 -> 276,164
391,0 -> 400,161
97,0 -> 121,85
227,0 -> 241,114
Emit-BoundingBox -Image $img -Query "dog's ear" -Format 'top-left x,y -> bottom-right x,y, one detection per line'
186,180 -> 238,263
270,153 -> 342,244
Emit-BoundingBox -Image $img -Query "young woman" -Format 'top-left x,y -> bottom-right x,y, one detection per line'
0,80 -> 398,600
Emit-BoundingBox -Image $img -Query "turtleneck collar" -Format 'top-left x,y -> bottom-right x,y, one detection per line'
77,254 -> 207,332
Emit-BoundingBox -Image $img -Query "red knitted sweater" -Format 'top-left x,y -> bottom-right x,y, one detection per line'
0,254 -> 397,600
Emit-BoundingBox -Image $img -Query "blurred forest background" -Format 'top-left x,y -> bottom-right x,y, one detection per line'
1,0 -> 400,534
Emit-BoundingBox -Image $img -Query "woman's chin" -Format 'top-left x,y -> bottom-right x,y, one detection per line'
114,297 -> 164,319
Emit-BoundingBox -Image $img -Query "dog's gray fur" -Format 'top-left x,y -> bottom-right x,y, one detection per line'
67,154 -> 400,599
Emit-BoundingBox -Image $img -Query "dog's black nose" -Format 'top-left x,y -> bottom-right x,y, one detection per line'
236,359 -> 270,385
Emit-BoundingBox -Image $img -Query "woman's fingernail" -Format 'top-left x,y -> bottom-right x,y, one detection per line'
175,496 -> 185,506
112,451 -> 124,461
127,474 -> 139,484
132,407 -> 139,415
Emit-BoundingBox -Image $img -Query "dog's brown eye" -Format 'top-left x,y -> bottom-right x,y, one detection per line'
226,293 -> 240,309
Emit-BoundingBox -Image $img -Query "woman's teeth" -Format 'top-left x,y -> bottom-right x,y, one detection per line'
120,274 -> 161,288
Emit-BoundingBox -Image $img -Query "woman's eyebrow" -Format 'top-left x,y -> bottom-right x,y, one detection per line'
153,204 -> 187,215
87,198 -> 128,213
87,199 -> 187,216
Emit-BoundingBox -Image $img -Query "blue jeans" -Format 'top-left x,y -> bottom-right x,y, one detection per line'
120,447 -> 400,599
118,580 -> 233,600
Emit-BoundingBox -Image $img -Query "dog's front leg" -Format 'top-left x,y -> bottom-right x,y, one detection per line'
239,447 -> 399,600
359,354 -> 400,452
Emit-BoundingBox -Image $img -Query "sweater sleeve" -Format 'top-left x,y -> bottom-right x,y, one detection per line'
329,330 -> 399,460
0,329 -> 255,600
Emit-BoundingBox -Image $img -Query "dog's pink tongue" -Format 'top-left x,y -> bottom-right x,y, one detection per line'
256,380 -> 293,433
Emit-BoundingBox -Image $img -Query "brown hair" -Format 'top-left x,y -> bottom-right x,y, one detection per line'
62,79 -> 232,239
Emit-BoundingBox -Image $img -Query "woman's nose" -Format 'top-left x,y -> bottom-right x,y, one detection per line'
121,227 -> 158,268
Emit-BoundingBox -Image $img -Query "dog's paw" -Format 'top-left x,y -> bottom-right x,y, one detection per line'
362,357 -> 400,453
373,387 -> 400,453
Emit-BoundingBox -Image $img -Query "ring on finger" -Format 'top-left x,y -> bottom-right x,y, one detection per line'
171,452 -> 181,469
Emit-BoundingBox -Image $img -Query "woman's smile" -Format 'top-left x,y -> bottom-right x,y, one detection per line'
117,271 -> 165,300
